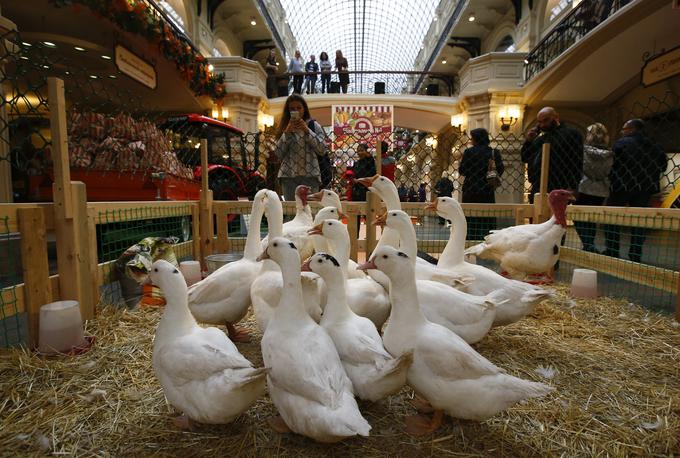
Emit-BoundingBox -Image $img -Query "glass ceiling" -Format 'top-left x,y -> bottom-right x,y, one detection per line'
278,0 -> 439,94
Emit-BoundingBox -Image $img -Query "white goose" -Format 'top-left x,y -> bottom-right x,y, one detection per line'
427,197 -> 552,326
361,246 -> 553,435
261,185 -> 315,261
308,189 -> 366,279
380,210 -> 500,344
251,190 -> 323,332
187,189 -> 268,342
302,252 -> 412,401
356,175 -> 469,289
258,237 -> 371,442
150,260 -> 267,428
308,219 -> 391,330
465,189 -> 575,280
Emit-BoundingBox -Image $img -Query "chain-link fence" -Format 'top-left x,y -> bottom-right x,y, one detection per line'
0,216 -> 25,348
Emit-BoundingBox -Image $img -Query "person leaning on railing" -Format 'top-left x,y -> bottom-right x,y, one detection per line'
603,118 -> 668,263
275,94 -> 326,200
521,107 -> 584,203
288,50 -> 304,94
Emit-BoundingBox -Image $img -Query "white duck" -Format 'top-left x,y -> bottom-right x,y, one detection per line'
308,189 -> 366,280
356,175 -> 469,289
427,197 -> 553,326
251,190 -> 323,332
360,246 -> 553,435
465,189 -> 575,280
379,210 -> 500,344
261,185 -> 315,261
187,189 -> 268,342
150,260 -> 267,428
302,252 -> 412,401
308,219 -> 391,330
258,237 -> 371,442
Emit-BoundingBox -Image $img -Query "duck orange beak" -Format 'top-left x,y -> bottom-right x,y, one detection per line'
374,212 -> 387,226
356,258 -> 377,271
307,223 -> 324,235
256,248 -> 269,262
300,258 -> 312,272
307,190 -> 324,202
425,200 -> 438,211
356,174 -> 379,188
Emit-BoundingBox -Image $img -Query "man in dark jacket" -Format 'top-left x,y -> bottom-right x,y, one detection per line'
350,143 -> 376,237
521,107 -> 584,203
604,119 -> 667,262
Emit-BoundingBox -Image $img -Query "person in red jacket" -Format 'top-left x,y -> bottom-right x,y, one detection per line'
379,140 -> 396,182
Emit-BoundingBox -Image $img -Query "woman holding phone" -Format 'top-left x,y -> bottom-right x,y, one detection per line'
275,94 -> 327,200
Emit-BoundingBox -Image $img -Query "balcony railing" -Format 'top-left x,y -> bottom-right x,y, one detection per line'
524,0 -> 628,81
271,70 -> 457,97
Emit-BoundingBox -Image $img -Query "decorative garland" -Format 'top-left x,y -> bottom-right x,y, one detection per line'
50,0 -> 225,101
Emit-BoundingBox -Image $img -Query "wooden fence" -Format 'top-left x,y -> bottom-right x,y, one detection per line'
1,77 -> 679,349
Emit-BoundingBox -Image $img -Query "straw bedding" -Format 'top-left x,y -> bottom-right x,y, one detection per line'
0,285 -> 678,457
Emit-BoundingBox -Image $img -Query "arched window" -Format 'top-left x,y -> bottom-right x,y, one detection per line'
495,35 -> 516,53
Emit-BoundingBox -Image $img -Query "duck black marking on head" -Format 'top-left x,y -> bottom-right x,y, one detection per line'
289,242 -> 297,249
172,269 -> 179,274
397,251 -> 409,258
319,253 -> 340,267
553,245 -> 559,255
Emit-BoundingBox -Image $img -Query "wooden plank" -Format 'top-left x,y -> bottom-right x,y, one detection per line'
376,140 -> 382,176
96,241 -> 195,280
87,206 -> 101,301
88,201 -> 197,215
365,192 -> 379,255
47,77 -> 72,219
191,204 -> 201,263
567,205 -> 680,230
2,275 -> 60,320
346,210 -> 358,261
215,210 -> 229,253
0,204 -> 56,232
676,272 -> 680,323
560,246 -> 678,294
71,182 -> 95,320
18,208 -> 51,348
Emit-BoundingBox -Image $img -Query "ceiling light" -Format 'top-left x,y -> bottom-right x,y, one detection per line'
89,75 -> 98,79
74,46 -> 86,52
42,65 -> 49,69
208,64 -> 214,71
22,42 -> 31,47
101,55 -> 111,60
441,59 -> 447,64
108,75 -> 116,79
20,56 -> 29,60
468,13 -> 476,22
43,41 -> 57,47
433,16 -> 438,22
250,17 -> 257,26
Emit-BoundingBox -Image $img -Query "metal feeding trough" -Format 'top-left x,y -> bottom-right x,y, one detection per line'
205,252 -> 243,274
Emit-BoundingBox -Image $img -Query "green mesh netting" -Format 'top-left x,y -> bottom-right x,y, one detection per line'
0,215 -> 25,347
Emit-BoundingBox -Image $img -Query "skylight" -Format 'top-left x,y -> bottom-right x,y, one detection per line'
277,0 -> 439,94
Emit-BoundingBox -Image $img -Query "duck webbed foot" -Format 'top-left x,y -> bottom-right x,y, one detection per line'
226,323 -> 252,343
267,415 -> 292,434
404,410 -> 444,436
173,414 -> 195,431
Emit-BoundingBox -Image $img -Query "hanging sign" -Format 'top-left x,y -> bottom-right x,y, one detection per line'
115,44 -> 157,90
331,105 -> 393,153
641,45 -> 680,87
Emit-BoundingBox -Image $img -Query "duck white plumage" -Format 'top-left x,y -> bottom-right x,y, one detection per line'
261,185 -> 315,261
186,189 -> 268,342
360,246 -> 553,434
380,210 -> 500,344
427,197 -> 553,326
150,260 -> 267,427
464,189 -> 575,280
258,237 -> 371,442
302,252 -> 412,401
308,219 -> 392,330
357,175 -> 470,289
308,189 -> 367,279
251,190 -> 323,332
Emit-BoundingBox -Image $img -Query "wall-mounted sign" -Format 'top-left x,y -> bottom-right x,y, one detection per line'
641,45 -> 680,87
115,44 -> 157,90
331,105 -> 393,153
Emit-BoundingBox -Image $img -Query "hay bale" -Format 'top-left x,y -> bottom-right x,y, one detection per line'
0,286 -> 678,456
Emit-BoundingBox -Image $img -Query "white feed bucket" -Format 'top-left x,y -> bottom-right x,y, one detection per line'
570,268 -> 598,299
38,300 -> 85,354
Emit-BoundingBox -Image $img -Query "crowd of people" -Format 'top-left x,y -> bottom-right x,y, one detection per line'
268,93 -> 668,262
265,49 -> 350,98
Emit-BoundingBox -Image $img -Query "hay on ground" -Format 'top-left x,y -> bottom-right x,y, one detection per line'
0,285 -> 678,457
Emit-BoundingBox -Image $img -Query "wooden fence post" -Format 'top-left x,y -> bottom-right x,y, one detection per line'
199,139 -> 213,269
191,203 -> 201,263
215,206 -> 229,253
48,77 -> 95,320
535,143 -> 551,222
87,205 -> 101,304
18,207 -> 51,348
365,192 -> 379,256
346,203 -> 359,261
676,274 -> 680,323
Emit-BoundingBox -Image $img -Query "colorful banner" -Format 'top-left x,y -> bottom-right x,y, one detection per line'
331,105 -> 393,152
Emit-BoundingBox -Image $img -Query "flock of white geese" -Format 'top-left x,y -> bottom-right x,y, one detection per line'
149,177 -> 576,441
